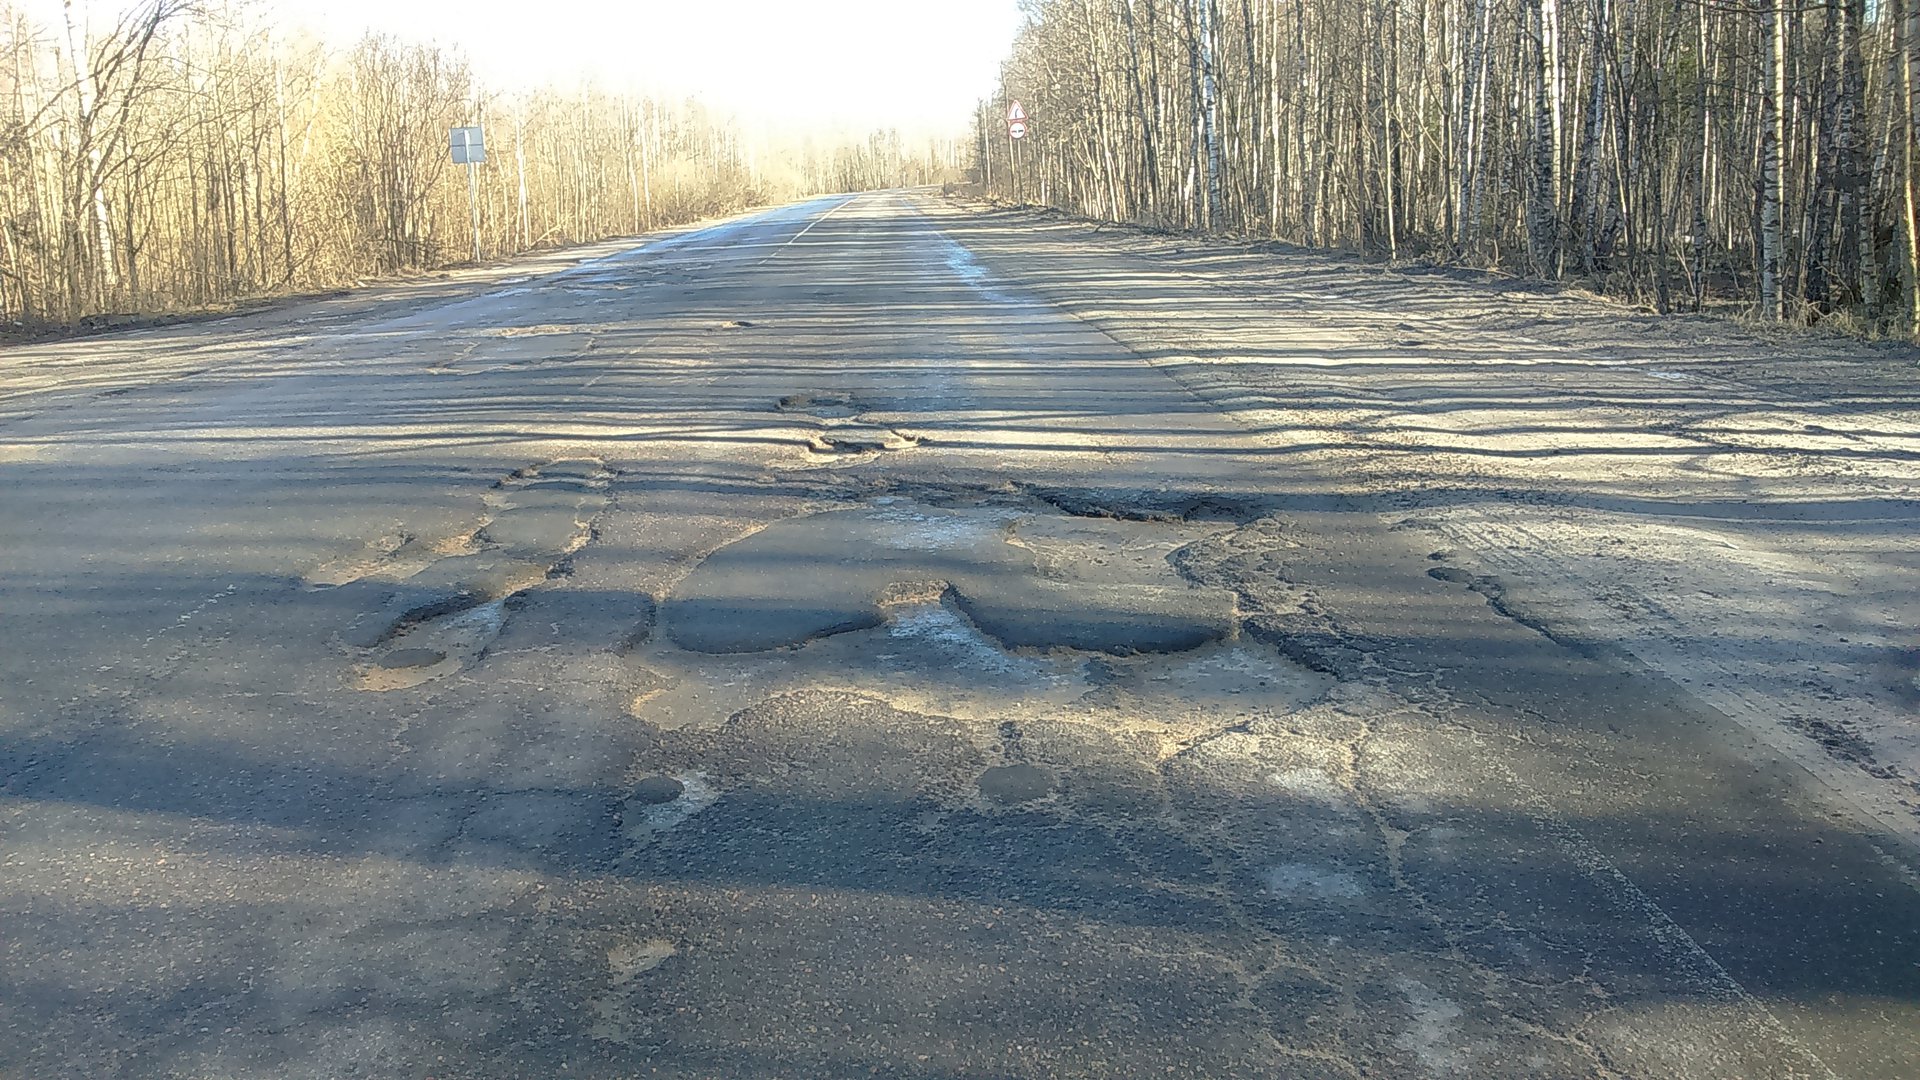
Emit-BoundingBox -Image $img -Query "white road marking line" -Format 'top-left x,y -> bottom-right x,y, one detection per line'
757,194 -> 861,265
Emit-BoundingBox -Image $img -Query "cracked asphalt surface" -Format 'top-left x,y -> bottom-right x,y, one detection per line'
2,190 -> 1917,1078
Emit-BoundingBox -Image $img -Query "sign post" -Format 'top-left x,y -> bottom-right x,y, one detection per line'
1004,101 -> 1027,204
450,125 -> 487,263
980,101 -> 992,194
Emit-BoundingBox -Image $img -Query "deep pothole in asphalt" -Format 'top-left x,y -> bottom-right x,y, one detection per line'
318,458 -> 615,691
378,647 -> 449,670
1021,483 -> 1271,525
658,499 -> 1241,655
618,772 -> 718,849
629,774 -> 687,805
807,428 -> 923,455
770,392 -> 927,458
775,392 -> 863,419
621,490 -> 1337,782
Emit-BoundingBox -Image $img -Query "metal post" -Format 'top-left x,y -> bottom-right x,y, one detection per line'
467,161 -> 482,264
982,105 -> 992,194
1008,132 -> 1016,205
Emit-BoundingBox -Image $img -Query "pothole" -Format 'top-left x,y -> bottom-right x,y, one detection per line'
620,772 -> 718,849
659,502 -> 1235,655
632,498 -> 1334,738
776,392 -> 864,419
378,647 -> 448,670
340,458 -> 614,690
1022,484 -> 1267,524
806,427 -> 923,455
359,599 -> 505,691
630,775 -> 687,804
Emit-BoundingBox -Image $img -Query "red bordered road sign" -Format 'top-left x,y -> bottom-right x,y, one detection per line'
1006,101 -> 1028,140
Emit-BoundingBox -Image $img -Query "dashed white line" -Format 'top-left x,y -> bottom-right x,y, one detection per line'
757,195 -> 861,265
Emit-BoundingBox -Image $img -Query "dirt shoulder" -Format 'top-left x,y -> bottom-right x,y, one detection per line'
926,195 -> 1920,849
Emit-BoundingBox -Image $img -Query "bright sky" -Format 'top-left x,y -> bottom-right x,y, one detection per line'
26,0 -> 1023,136
288,0 -> 1024,136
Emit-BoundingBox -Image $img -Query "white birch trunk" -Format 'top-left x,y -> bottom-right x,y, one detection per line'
1761,1 -> 1786,319
1197,0 -> 1224,229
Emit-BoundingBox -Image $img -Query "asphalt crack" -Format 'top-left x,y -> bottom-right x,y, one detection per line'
1426,563 -> 1585,650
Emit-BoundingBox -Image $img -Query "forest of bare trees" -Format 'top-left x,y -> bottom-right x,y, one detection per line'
0,1 -> 959,330
981,0 -> 1920,333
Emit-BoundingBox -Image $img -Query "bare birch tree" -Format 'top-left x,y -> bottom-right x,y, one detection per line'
984,0 -> 1920,332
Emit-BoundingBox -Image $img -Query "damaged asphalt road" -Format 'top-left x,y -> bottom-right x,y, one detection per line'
1,190 -> 1917,1078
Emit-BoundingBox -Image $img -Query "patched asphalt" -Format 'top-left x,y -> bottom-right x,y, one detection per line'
0,191 -> 1914,1079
